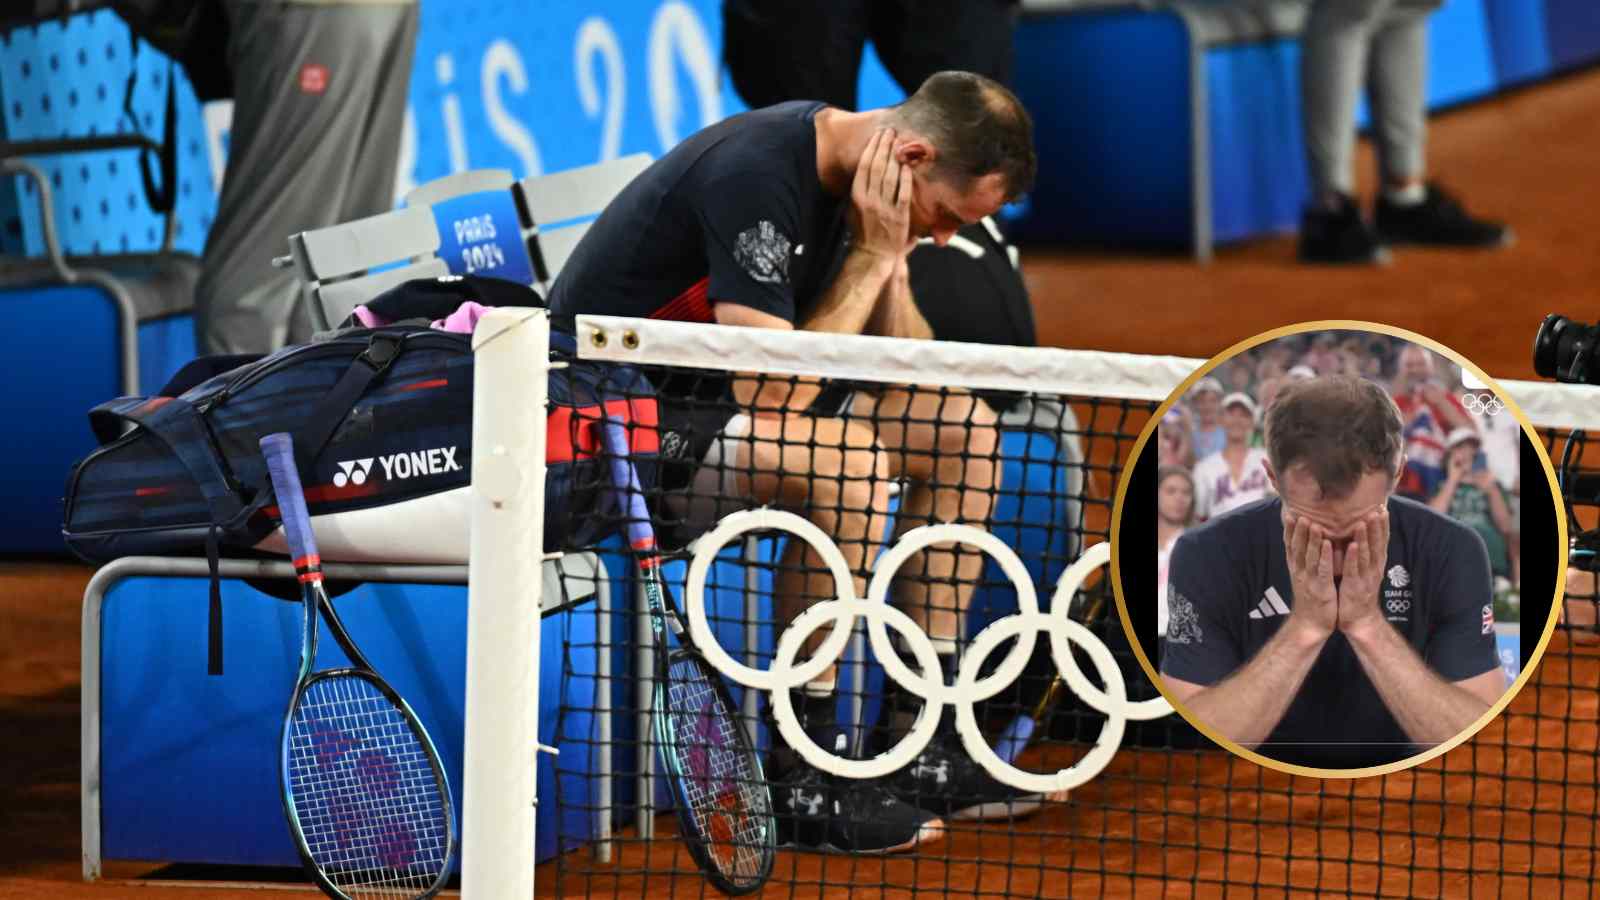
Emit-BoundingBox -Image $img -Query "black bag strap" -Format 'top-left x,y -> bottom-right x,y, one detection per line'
292,331 -> 405,473
121,31 -> 177,215
88,395 -> 243,523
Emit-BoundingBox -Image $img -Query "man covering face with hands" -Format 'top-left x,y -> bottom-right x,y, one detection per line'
1160,374 -> 1506,768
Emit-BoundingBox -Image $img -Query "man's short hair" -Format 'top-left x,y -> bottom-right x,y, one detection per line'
1264,375 -> 1403,498
890,71 -> 1036,201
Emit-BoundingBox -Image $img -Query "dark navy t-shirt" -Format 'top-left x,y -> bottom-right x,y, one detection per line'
547,100 -> 850,327
1161,495 -> 1499,766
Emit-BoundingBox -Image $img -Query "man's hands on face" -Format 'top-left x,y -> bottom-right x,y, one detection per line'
1284,514 -> 1339,643
850,127 -> 914,262
1283,508 -> 1391,643
1335,509 -> 1389,637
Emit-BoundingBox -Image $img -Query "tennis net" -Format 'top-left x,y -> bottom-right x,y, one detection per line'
462,310 -> 1597,897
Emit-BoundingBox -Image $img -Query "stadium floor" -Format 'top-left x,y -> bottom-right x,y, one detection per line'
4,64 -> 1599,899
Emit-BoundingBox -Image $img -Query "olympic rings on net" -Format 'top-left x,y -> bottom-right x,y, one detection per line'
681,511 -> 1175,791
1461,392 -> 1504,416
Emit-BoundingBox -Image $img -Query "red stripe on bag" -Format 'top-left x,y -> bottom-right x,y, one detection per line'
394,378 -> 449,392
547,398 -> 660,463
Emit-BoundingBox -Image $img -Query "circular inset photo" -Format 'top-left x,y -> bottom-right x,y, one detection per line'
1110,322 -> 1565,776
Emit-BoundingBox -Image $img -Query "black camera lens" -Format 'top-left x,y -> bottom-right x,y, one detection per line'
1534,314 -> 1600,384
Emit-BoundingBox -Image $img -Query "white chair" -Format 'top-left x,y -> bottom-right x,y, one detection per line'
404,168 -> 515,209
279,205 -> 449,331
515,153 -> 653,292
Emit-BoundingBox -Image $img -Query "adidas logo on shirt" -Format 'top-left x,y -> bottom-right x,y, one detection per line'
1248,586 -> 1292,620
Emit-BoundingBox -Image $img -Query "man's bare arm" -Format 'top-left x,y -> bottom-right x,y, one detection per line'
865,255 -> 934,340
1164,620 -> 1328,747
714,303 -> 826,415
1343,619 -> 1503,744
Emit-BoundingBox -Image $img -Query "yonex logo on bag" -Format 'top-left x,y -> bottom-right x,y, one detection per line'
333,448 -> 462,487
378,447 -> 463,481
333,459 -> 374,487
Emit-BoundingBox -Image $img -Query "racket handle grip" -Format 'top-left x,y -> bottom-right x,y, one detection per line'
599,417 -> 655,551
260,432 -> 321,567
994,716 -> 1036,765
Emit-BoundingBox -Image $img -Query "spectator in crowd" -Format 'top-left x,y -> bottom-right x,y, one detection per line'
1189,377 -> 1227,461
1391,345 -> 1475,499
1158,405 -> 1196,470
1192,393 -> 1274,521
1301,333 -> 1342,375
1257,376 -> 1285,420
1157,465 -> 1197,640
195,0 -> 419,353
1223,358 -> 1254,395
1255,355 -> 1286,386
1430,428 -> 1514,582
1298,0 -> 1509,265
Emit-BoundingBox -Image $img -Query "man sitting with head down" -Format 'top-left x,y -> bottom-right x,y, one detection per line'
548,71 -> 1037,852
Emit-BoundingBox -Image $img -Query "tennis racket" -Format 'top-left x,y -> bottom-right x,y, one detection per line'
600,417 -> 775,895
261,432 -> 456,900
993,589 -> 1108,764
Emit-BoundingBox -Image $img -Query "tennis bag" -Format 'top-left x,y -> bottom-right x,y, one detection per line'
63,324 -> 660,566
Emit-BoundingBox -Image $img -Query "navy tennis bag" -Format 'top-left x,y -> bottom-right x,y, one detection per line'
63,323 -> 659,565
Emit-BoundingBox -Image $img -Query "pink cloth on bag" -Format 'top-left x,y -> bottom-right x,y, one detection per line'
349,301 -> 492,334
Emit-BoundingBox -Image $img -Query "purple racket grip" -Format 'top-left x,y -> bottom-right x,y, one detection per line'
600,417 -> 655,551
994,715 -> 1037,765
260,432 -> 321,565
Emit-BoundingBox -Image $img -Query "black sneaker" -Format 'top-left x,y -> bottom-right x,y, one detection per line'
772,736 -> 944,854
1375,183 -> 1512,248
888,730 -> 1045,822
1298,193 -> 1391,265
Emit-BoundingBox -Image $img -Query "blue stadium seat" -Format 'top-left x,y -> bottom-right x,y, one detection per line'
1,154 -> 197,553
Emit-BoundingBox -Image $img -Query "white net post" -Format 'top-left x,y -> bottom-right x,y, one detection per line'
464,308 -> 550,897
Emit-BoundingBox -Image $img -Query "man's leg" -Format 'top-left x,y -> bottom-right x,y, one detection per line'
196,1 -> 418,354
686,411 -> 940,852
1367,1 -> 1510,247
846,388 -> 1037,821
721,0 -> 869,109
851,388 -> 1001,647
1298,0 -> 1394,264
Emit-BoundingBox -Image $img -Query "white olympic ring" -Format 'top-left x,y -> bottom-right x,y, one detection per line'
682,511 -> 1174,793
1385,597 -> 1411,614
1460,392 -> 1504,416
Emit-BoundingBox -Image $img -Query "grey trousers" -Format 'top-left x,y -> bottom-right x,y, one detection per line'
195,1 -> 418,354
1301,0 -> 1442,198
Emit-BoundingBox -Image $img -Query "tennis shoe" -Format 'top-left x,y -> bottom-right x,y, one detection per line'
1374,183 -> 1512,248
772,735 -> 944,854
1298,193 -> 1391,265
888,729 -> 1044,821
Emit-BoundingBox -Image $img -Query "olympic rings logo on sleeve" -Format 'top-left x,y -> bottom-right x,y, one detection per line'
1461,392 -> 1505,416
682,509 -> 1174,796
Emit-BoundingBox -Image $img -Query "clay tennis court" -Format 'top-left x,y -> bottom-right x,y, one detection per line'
4,67 -> 1598,899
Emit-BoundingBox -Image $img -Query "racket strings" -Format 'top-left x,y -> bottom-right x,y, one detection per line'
288,674 -> 449,898
664,658 -> 771,885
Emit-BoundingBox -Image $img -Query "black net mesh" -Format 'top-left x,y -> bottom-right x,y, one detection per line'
534,347 -> 1595,898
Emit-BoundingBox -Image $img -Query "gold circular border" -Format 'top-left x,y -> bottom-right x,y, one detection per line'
1108,319 -> 1570,780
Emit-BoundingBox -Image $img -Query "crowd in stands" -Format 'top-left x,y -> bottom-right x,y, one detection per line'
1157,332 -> 1521,636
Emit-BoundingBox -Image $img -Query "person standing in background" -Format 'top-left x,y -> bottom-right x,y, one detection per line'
1188,377 -> 1227,461
1430,428 -> 1515,583
1191,393 -> 1274,521
1298,0 -> 1509,265
1157,465 -> 1196,642
1390,345 -> 1475,500
192,0 -> 418,353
